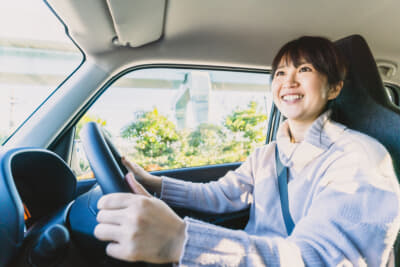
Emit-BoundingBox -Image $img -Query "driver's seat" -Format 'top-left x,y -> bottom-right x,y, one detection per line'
333,35 -> 400,266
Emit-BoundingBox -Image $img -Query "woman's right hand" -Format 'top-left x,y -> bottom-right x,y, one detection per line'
94,173 -> 186,263
121,157 -> 162,196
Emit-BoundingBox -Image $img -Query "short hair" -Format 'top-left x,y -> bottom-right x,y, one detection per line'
271,36 -> 347,88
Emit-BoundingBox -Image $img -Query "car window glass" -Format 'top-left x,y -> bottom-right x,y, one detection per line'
0,0 -> 83,144
72,68 -> 272,179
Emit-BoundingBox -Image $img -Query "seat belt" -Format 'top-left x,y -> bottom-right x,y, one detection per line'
275,145 -> 295,235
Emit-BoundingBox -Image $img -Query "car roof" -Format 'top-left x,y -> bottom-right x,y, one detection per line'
47,0 -> 400,81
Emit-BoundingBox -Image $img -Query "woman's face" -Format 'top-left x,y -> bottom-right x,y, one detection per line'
271,57 -> 340,126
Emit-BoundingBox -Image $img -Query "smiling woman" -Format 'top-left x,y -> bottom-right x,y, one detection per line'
271,36 -> 346,142
94,36 -> 400,266
0,0 -> 82,143
1,1 -> 400,267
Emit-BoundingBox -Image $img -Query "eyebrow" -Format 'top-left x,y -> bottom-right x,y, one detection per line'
277,60 -> 310,69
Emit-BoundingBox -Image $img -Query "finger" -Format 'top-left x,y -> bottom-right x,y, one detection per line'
121,157 -> 137,172
122,158 -> 147,177
98,193 -> 135,210
126,173 -> 152,197
94,223 -> 122,242
106,242 -> 136,262
96,209 -> 125,225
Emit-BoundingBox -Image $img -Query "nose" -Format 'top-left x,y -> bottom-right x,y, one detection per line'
283,71 -> 298,88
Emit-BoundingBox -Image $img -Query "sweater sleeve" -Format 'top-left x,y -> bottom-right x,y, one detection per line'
160,147 -> 261,213
177,151 -> 400,266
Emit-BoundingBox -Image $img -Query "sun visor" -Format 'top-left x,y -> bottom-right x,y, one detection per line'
106,0 -> 166,47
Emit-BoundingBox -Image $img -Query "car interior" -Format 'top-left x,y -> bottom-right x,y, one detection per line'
1,1 -> 400,266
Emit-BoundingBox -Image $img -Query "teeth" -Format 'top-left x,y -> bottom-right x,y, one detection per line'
282,94 -> 303,101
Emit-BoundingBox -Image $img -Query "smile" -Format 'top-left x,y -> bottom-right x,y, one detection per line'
282,94 -> 304,101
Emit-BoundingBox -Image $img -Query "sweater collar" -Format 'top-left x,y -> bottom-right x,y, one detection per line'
276,110 -> 347,173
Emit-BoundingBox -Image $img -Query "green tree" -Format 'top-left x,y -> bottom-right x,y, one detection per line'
186,123 -> 225,156
121,108 -> 179,157
224,101 -> 267,154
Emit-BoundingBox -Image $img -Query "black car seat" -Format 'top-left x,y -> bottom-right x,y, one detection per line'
333,34 -> 400,266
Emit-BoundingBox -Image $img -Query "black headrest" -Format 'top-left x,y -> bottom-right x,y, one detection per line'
334,35 -> 400,177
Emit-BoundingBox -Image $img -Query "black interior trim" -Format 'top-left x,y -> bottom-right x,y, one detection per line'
152,162 -> 241,183
49,126 -> 76,165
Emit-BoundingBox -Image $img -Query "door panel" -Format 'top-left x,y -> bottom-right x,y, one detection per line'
155,162 -> 249,229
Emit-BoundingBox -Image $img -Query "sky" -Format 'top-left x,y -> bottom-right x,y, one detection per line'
0,0 -> 68,42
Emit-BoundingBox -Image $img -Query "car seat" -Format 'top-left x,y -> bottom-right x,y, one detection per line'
333,34 -> 400,267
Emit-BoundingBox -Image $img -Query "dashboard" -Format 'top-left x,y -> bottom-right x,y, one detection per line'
0,148 -> 76,266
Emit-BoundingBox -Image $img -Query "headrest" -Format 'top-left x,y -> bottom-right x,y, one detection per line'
334,35 -> 400,177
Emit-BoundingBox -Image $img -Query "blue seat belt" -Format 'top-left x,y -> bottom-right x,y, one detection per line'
275,145 -> 295,235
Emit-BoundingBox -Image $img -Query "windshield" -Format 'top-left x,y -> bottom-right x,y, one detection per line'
0,0 -> 83,144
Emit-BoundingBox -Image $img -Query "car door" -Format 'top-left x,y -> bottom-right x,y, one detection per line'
53,67 -> 274,229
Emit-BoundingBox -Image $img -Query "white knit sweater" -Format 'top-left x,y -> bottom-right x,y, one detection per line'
161,111 -> 400,266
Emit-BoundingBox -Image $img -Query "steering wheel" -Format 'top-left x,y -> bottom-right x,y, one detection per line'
80,122 -> 130,194
67,122 -> 138,265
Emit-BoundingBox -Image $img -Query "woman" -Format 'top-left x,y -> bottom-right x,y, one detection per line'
94,36 -> 400,266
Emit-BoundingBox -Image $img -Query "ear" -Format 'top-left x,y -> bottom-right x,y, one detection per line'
327,81 -> 344,100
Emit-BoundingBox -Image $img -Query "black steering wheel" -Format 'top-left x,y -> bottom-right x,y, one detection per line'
69,122 -> 140,265
80,122 -> 130,194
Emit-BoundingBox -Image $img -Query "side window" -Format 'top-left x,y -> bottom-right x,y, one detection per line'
71,68 -> 272,179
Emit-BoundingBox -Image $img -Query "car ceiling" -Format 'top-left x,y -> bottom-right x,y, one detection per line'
48,0 -> 400,82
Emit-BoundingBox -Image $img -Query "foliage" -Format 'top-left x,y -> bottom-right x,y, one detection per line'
225,101 -> 267,140
73,102 -> 268,173
121,108 -> 179,157
118,102 -> 267,171
186,123 -> 226,156
224,101 -> 268,154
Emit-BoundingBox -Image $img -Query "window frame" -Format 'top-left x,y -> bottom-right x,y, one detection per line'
56,64 -> 274,173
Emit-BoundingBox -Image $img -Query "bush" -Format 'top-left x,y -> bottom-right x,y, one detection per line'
121,108 -> 179,157
122,102 -> 267,171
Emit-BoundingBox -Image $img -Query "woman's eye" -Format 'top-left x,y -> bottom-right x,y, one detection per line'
275,71 -> 285,76
299,66 -> 312,72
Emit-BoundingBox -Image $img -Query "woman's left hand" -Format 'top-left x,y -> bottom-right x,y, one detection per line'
94,173 -> 186,263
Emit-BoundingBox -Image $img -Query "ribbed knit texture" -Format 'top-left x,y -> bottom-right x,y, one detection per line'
161,111 -> 400,266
